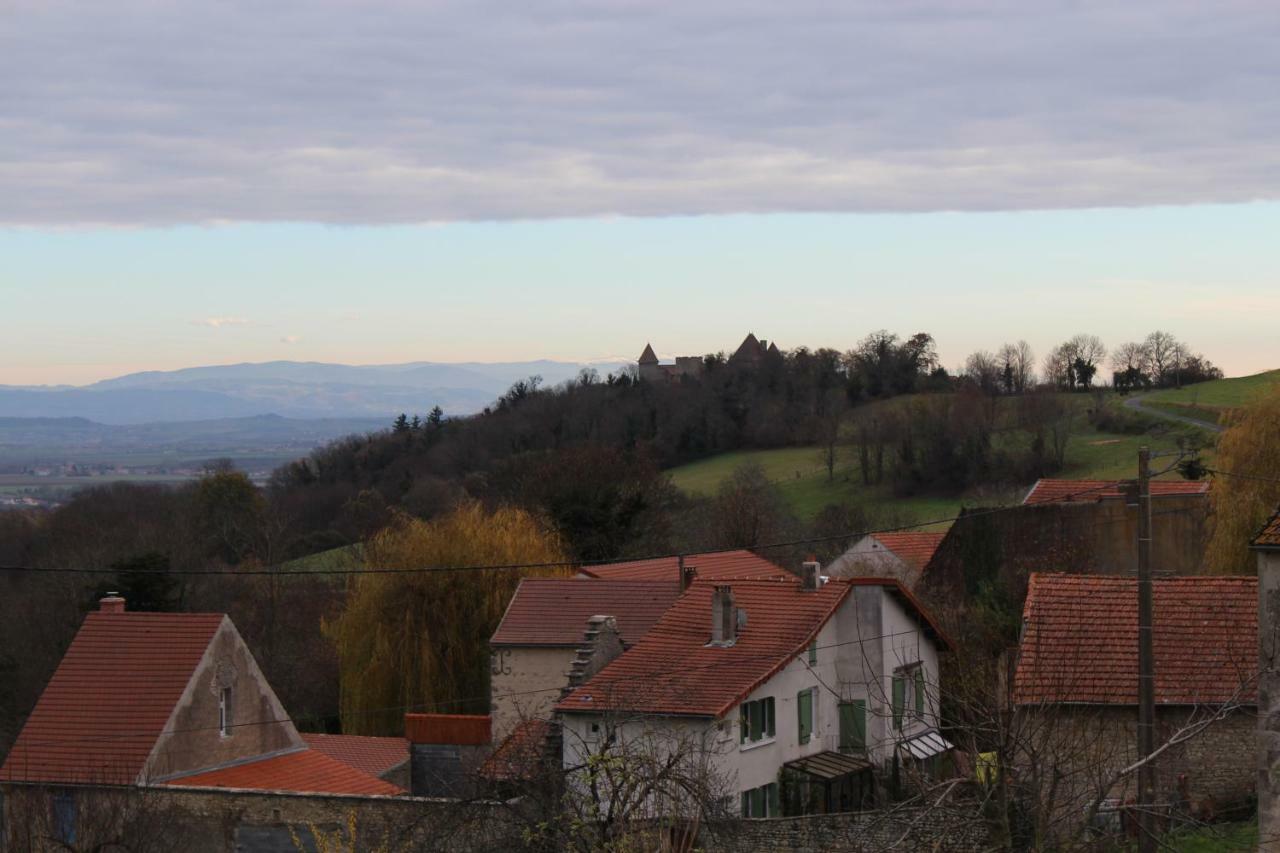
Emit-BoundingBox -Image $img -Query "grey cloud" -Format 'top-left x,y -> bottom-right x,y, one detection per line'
2,0 -> 1278,225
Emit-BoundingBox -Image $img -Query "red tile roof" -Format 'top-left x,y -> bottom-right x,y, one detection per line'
579,550 -> 791,582
491,579 -> 680,647
1013,573 -> 1257,706
301,734 -> 407,779
480,719 -> 552,782
557,578 -> 852,717
1023,478 -> 1208,505
167,748 -> 402,796
0,611 -> 225,785
404,713 -> 491,746
868,532 -> 946,571
1254,507 -> 1280,549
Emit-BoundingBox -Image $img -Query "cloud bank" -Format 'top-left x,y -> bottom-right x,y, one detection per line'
3,1 -> 1278,226
193,317 -> 250,328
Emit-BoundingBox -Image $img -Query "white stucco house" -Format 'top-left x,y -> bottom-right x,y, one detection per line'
825,531 -> 946,590
555,565 -> 952,817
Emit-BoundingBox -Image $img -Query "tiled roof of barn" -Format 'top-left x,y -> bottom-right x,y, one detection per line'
166,747 -> 403,796
579,550 -> 791,582
1023,478 -> 1208,505
491,579 -> 679,647
0,611 -> 225,785
1013,573 -> 1256,707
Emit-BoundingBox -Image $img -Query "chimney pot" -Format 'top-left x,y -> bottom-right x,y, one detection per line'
99,594 -> 126,614
711,585 -> 737,645
801,560 -> 822,591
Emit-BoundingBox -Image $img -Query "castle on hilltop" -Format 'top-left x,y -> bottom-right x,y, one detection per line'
637,333 -> 781,383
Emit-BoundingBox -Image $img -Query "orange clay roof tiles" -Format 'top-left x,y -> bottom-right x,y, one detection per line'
491,579 -> 680,647
480,719 -> 553,782
868,532 -> 946,571
0,611 -> 225,785
166,748 -> 403,796
1254,507 -> 1280,549
300,734 -> 408,779
557,578 -> 856,717
579,550 -> 791,582
1023,479 -> 1208,505
1013,573 -> 1256,707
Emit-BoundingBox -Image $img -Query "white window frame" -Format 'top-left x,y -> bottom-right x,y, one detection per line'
219,686 -> 232,737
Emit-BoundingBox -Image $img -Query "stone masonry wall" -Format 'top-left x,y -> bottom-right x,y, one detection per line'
705,806 -> 992,853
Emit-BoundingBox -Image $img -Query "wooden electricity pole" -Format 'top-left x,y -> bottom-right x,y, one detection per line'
1136,446 -> 1157,853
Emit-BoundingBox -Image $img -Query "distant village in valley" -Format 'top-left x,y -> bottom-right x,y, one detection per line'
2,331 -> 1278,853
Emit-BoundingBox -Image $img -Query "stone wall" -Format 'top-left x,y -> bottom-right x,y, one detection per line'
1016,705 -> 1255,818
2,784 -> 514,853
1258,547 -> 1280,850
704,805 -> 992,852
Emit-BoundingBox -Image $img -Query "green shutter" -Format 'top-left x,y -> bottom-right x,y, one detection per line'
750,700 -> 762,741
741,791 -> 751,816
767,782 -> 779,817
892,675 -> 905,731
765,697 -> 776,737
914,667 -> 926,716
808,639 -> 817,665
839,700 -> 866,751
740,703 -> 748,743
797,689 -> 813,744
750,786 -> 765,817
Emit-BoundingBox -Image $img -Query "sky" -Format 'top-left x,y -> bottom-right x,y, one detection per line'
2,1 -> 1278,385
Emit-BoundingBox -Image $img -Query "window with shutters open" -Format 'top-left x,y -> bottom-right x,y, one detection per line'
797,688 -> 814,744
739,697 -> 775,746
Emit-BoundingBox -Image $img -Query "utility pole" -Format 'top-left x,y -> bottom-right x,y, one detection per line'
1136,446 -> 1157,853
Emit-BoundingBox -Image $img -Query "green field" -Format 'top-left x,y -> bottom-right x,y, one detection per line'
1143,400 -> 1224,427
1116,820 -> 1256,852
1143,369 -> 1280,410
666,419 -> 1211,523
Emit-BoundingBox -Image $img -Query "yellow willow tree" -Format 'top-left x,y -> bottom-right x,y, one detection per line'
1205,383 -> 1280,574
326,502 -> 569,735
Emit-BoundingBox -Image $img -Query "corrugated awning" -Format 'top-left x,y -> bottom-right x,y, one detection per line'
784,751 -> 873,780
898,730 -> 954,760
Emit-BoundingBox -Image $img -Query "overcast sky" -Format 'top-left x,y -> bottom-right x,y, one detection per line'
2,1 -> 1278,382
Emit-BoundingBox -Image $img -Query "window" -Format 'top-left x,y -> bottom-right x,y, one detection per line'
807,639 -> 817,665
739,697 -> 775,744
797,688 -> 814,744
219,686 -> 232,737
740,782 -> 779,817
838,700 -> 866,751
892,663 -> 926,730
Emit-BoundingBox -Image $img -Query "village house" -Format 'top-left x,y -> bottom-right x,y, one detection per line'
826,531 -> 946,590
920,478 -> 1212,605
1253,506 -> 1280,849
491,550 -> 790,739
0,596 -> 409,850
490,579 -> 681,739
1012,572 -> 1256,823
555,564 -> 952,818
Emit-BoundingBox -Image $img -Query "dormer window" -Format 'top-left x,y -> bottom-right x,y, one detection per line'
219,687 -> 232,737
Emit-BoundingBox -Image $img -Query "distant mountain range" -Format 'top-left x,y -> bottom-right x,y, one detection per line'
0,359 -> 630,425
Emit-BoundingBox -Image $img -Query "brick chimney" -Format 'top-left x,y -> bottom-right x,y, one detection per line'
99,594 -> 125,614
680,557 -> 698,592
710,586 -> 737,645
800,557 -> 822,591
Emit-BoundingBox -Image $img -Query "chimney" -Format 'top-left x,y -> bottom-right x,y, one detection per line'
680,557 -> 698,592
800,557 -> 822,591
99,593 -> 126,614
564,615 -> 625,694
710,586 -> 737,645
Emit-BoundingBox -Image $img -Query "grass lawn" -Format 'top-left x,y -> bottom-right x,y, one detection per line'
666,420 -> 1213,523
1143,369 -> 1280,410
1115,820 -> 1257,852
1143,400 -> 1224,427
277,543 -> 365,572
